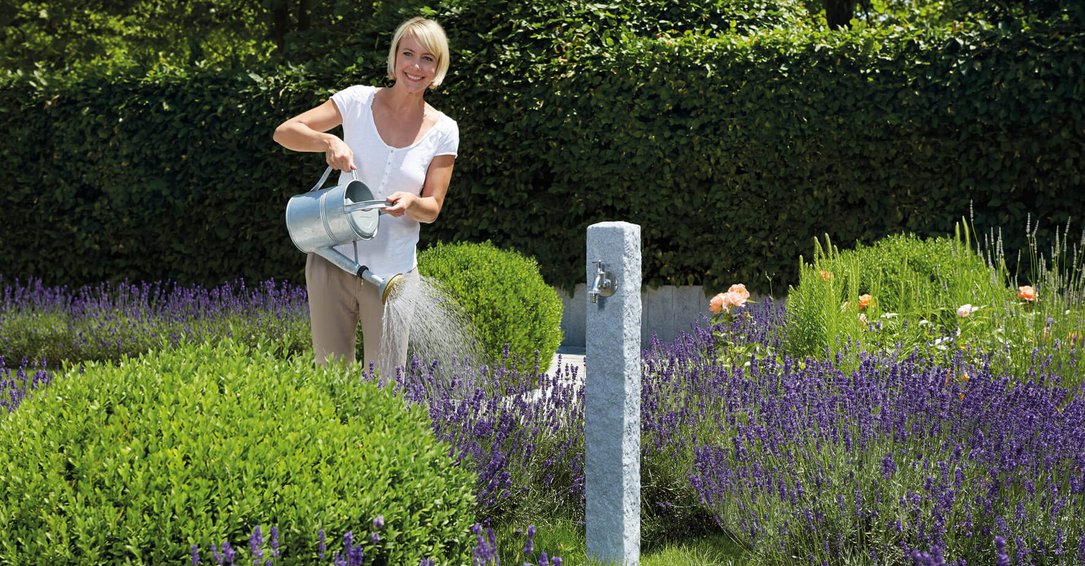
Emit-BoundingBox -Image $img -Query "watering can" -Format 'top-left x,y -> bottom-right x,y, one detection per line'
285,166 -> 405,303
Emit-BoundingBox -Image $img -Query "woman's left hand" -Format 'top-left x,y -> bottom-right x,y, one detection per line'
383,192 -> 416,217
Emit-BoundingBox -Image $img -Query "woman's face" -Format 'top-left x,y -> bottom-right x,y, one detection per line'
394,34 -> 438,93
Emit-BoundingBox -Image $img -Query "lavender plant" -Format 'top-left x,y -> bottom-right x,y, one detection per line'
0,277 -> 310,367
391,349 -> 587,524
0,356 -> 52,413
668,327 -> 1085,563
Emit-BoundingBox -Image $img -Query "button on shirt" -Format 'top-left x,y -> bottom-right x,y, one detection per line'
330,85 -> 459,278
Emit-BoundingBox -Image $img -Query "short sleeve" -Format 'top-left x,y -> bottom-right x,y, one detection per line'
436,119 -> 459,157
330,85 -> 372,121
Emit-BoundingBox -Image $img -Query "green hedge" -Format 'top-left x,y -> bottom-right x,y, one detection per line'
1,7 -> 1082,293
0,340 -> 477,563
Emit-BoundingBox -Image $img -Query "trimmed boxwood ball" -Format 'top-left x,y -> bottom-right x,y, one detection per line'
418,241 -> 564,369
0,340 -> 476,564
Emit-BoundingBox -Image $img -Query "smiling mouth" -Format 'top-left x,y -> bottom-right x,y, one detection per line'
404,72 -> 425,81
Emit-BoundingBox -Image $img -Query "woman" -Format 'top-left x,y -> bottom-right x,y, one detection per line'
273,17 -> 458,373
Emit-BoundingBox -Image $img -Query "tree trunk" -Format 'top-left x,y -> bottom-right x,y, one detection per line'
823,0 -> 857,29
296,0 -> 310,32
269,0 -> 290,52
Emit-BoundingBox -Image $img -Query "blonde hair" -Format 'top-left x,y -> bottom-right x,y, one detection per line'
386,17 -> 450,87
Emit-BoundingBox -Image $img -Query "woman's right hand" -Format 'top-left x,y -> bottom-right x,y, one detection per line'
324,135 -> 356,172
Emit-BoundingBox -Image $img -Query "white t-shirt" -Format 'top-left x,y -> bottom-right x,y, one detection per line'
329,85 -> 459,278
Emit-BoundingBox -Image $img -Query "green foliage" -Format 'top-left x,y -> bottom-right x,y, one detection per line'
418,241 -> 563,368
0,4 -> 1083,295
0,0 -> 275,74
784,221 -> 1085,384
786,228 -> 1007,359
0,340 -> 477,564
942,0 -> 1084,25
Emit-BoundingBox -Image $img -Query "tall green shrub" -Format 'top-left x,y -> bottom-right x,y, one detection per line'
418,241 -> 563,368
0,340 -> 477,564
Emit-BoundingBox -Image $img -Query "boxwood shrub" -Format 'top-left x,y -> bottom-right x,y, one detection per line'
0,340 -> 476,564
418,241 -> 563,369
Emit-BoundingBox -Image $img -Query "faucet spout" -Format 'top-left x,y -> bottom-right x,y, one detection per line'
590,271 -> 604,304
589,260 -> 616,305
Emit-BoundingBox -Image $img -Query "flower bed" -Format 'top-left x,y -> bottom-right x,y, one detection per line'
2,224 -> 1084,563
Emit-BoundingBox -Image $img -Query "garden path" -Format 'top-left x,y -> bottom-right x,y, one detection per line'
547,346 -> 586,379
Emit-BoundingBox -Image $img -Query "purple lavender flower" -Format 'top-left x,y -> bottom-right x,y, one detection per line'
191,544 -> 200,565
524,525 -> 536,555
269,526 -> 279,558
471,523 -> 499,565
995,536 -> 1010,566
318,529 -> 326,560
373,515 -> 385,530
878,450 -> 898,479
249,526 -> 264,561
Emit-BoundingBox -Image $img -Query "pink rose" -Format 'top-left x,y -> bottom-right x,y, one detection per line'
722,291 -> 747,311
1017,285 -> 1036,302
709,293 -> 726,314
728,284 -> 750,301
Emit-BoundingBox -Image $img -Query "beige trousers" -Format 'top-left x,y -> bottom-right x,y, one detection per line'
304,253 -> 416,377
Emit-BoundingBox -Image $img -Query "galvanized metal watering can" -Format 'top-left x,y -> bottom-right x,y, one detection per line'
285,166 -> 404,303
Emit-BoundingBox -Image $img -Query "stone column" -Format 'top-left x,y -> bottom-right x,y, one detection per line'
585,221 -> 641,565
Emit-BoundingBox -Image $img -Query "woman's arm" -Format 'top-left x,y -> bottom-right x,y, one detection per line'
273,100 -> 356,171
384,154 -> 456,224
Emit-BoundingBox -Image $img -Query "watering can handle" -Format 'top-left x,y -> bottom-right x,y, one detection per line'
310,166 -> 359,192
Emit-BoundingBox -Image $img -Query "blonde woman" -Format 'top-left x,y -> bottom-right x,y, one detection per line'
273,17 -> 458,373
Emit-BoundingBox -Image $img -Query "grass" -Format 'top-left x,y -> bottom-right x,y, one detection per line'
492,517 -> 749,565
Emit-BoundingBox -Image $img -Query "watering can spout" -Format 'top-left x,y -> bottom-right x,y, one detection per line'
314,247 -> 405,304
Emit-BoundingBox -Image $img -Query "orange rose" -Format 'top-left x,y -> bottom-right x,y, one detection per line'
727,283 -> 750,301
1017,285 -> 1037,302
857,294 -> 873,310
709,293 -> 726,315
